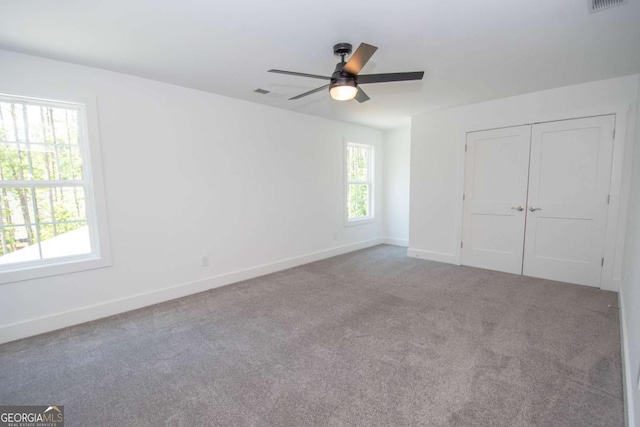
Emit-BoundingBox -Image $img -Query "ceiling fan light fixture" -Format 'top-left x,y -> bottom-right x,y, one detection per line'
329,79 -> 358,101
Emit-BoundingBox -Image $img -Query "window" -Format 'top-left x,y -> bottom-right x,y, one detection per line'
346,142 -> 374,223
0,93 -> 110,283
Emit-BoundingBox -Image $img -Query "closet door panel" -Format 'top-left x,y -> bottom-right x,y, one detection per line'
523,115 -> 615,287
461,126 -> 531,274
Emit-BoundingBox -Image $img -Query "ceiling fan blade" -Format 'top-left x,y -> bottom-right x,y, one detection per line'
268,69 -> 331,80
289,84 -> 330,100
343,43 -> 378,75
358,72 -> 424,84
355,87 -> 370,103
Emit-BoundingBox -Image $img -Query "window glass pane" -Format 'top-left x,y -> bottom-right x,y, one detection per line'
347,146 -> 356,181
0,226 -> 41,265
0,102 -> 27,142
25,105 -> 47,143
358,147 -> 369,181
53,107 -> 80,145
1,188 -> 36,229
0,221 -> 90,265
24,105 -> 78,145
24,144 -> 83,181
34,187 -> 53,223
0,143 -> 30,180
40,221 -> 90,260
28,144 -> 55,180
348,184 -> 369,219
35,187 -> 86,224
64,187 -> 86,220
58,145 -> 83,180
347,145 -> 369,182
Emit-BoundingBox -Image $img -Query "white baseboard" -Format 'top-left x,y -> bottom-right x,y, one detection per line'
383,237 -> 409,247
407,247 -> 458,264
0,238 -> 384,345
619,288 -> 636,427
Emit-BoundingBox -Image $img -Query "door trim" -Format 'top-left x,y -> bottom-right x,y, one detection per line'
454,104 -> 632,290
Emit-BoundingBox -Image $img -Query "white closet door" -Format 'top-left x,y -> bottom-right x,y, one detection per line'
462,125 -> 531,274
523,115 -> 615,287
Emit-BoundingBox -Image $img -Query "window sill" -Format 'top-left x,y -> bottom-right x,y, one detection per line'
0,255 -> 112,285
345,217 -> 375,227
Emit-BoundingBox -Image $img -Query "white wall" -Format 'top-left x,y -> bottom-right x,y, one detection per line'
409,75 -> 640,291
0,49 -> 385,343
620,81 -> 640,427
383,126 -> 411,246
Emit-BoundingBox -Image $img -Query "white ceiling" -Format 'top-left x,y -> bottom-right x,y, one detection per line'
1,0 -> 639,129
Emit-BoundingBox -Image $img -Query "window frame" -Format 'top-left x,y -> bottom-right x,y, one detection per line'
344,141 -> 375,226
0,92 -> 111,284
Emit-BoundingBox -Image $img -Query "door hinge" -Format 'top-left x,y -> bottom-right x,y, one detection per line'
607,194 -> 610,204
463,193 -> 465,201
465,144 -> 468,152
601,257 -> 604,266
613,129 -> 616,139
461,241 -> 464,248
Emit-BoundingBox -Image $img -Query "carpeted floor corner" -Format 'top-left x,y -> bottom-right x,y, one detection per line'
0,245 -> 624,426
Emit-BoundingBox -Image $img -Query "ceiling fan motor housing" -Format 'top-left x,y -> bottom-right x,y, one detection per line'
333,43 -> 353,57
331,61 -> 357,88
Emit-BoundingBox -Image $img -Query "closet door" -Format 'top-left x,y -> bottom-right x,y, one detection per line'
462,125 -> 531,274
523,115 -> 615,287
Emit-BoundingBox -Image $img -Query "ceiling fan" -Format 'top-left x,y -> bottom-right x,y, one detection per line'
268,42 -> 424,103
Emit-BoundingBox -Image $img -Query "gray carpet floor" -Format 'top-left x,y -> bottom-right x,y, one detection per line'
0,245 -> 623,426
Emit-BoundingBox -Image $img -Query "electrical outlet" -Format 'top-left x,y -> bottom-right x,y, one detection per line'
201,256 -> 209,267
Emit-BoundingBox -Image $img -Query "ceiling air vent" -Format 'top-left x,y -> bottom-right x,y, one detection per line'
589,0 -> 628,13
253,88 -> 285,99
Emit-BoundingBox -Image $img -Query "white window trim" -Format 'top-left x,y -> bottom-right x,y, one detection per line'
0,92 -> 111,284
344,141 -> 375,226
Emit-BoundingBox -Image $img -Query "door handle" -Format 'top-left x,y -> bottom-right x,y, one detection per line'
529,206 -> 542,212
511,206 -> 524,211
